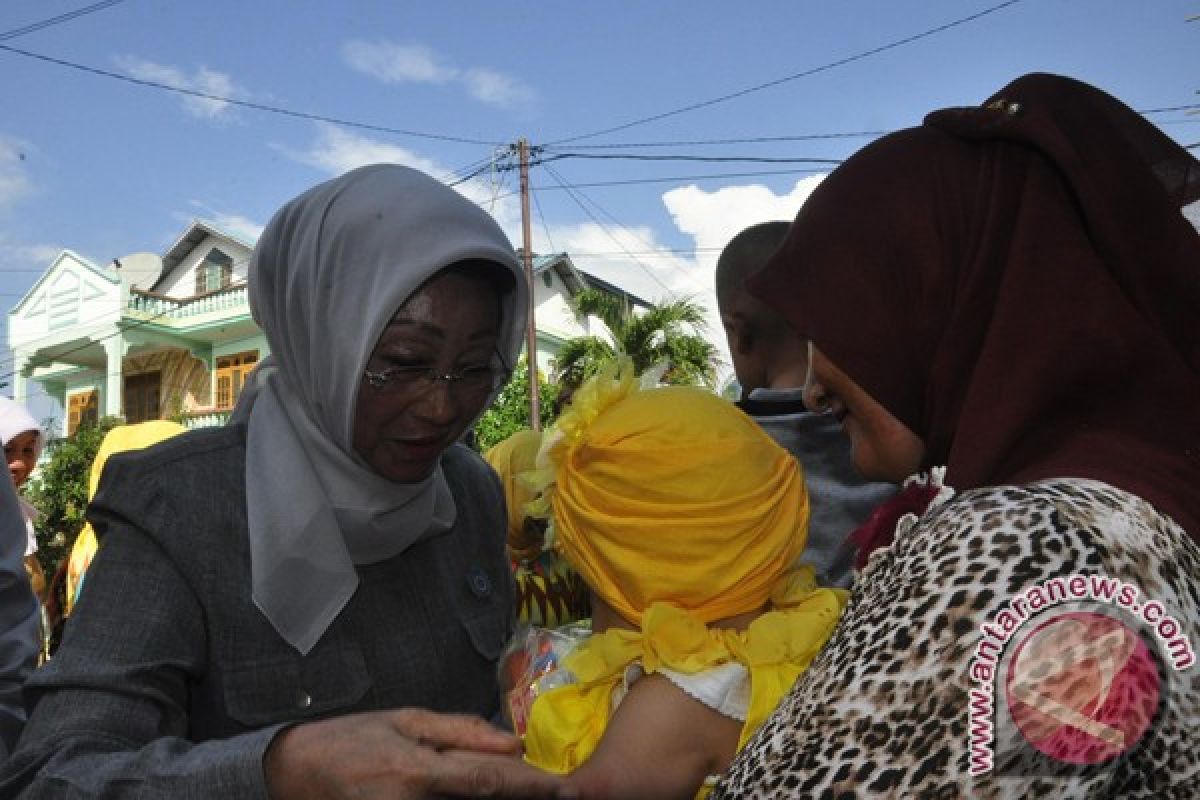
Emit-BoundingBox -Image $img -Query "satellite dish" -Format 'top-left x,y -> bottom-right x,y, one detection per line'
112,252 -> 163,292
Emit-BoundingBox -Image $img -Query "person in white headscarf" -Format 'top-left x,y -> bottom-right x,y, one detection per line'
0,398 -> 46,604
0,165 -> 569,800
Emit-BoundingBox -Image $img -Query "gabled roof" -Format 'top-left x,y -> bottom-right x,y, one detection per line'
158,219 -> 256,285
8,249 -> 117,316
580,269 -> 652,310
530,252 -> 588,295
528,251 -> 651,309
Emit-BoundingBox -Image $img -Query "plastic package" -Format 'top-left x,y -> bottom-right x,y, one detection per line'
498,620 -> 591,736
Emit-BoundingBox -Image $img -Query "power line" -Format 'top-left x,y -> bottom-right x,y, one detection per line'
538,153 -> 844,166
489,168 -> 832,201
530,183 -> 557,255
0,0 -> 126,42
540,165 -> 676,296
546,0 -> 1025,145
0,43 -> 504,146
544,132 -> 890,150
1140,104 -> 1200,114
542,164 -> 708,294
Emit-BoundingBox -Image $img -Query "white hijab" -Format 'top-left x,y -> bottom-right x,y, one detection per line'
0,397 -> 43,549
0,397 -> 44,463
235,164 -> 528,654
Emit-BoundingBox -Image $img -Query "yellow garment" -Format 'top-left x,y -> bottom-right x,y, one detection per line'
524,566 -> 848,789
529,360 -> 810,627
486,430 -> 590,627
483,429 -> 545,557
65,420 -> 187,615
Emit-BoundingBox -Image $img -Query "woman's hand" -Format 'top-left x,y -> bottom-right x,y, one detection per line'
263,708 -> 573,799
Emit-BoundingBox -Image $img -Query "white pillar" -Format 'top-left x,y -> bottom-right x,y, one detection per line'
103,337 -> 127,418
11,356 -> 28,405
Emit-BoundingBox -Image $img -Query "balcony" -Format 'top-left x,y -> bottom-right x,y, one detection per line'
127,282 -> 249,320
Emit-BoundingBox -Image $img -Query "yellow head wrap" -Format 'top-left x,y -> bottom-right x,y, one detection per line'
532,361 -> 809,626
66,420 -> 187,615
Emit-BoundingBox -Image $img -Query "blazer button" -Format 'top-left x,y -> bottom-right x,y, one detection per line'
468,567 -> 492,598
297,690 -> 312,709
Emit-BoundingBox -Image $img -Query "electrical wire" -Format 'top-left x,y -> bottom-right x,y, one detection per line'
1140,104 -> 1200,114
536,153 -> 844,165
540,164 -> 676,295
542,164 -> 708,293
545,0 -> 1025,145
530,185 -> 557,255
0,0 -> 126,42
0,43 -> 504,146
489,168 -> 834,200
0,260 -> 253,382
544,132 -> 890,150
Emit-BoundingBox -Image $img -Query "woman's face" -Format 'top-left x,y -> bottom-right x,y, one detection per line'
5,430 -> 39,489
352,268 -> 503,483
803,345 -> 925,482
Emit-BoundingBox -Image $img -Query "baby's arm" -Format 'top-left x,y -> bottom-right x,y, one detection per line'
565,672 -> 743,800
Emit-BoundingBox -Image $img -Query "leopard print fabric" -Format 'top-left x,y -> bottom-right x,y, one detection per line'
714,478 -> 1200,799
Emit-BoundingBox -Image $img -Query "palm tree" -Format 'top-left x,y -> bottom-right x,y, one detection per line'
553,288 -> 719,393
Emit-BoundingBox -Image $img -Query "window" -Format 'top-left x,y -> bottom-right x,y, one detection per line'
194,248 -> 234,296
123,372 -> 161,423
215,351 -> 258,410
67,390 -> 98,436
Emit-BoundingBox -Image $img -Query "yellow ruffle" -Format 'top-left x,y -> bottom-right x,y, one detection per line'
523,566 -> 848,776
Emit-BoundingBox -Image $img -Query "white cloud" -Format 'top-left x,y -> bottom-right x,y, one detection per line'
462,68 -> 535,108
207,212 -> 264,243
656,175 -> 827,382
525,176 -> 829,384
661,174 -> 826,260
278,122 -> 445,176
0,236 -> 61,267
0,136 -> 33,209
179,203 -> 265,243
115,56 -> 242,119
273,123 -> 522,239
342,41 -> 457,84
342,39 -> 535,109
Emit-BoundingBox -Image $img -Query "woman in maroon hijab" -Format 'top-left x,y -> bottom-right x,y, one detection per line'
716,74 -> 1200,798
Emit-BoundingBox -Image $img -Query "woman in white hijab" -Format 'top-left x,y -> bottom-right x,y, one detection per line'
0,165 -> 568,800
0,397 -> 46,603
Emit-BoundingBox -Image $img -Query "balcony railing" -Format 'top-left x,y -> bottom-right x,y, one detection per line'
177,410 -> 231,429
127,282 -> 249,320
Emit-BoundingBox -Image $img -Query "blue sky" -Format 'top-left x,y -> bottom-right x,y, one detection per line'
1,0 -> 1198,417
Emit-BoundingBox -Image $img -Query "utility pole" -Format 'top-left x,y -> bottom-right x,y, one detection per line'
517,138 -> 541,430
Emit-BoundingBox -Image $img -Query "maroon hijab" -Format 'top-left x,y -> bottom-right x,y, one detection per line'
749,73 -> 1200,538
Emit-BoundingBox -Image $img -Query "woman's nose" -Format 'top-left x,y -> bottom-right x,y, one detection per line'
412,379 -> 459,425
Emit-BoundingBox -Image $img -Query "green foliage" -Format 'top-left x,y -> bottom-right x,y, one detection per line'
25,416 -> 122,576
473,357 -> 559,453
554,288 -> 719,390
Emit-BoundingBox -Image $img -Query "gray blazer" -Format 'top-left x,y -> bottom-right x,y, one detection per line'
0,425 -> 514,798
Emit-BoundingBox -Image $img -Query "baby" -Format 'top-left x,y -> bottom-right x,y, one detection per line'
516,361 -> 848,799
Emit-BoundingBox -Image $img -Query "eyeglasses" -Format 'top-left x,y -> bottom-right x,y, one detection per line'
363,353 -> 509,396
801,340 -> 834,415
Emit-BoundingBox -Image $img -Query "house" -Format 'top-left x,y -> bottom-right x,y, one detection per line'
526,250 -> 651,377
6,222 -> 646,436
